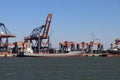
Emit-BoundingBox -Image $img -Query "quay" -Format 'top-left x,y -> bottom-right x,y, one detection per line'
0,52 -> 17,57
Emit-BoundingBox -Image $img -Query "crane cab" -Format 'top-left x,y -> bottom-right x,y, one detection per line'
23,42 -> 33,53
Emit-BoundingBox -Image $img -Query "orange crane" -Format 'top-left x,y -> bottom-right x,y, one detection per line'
24,14 -> 52,53
42,14 -> 52,39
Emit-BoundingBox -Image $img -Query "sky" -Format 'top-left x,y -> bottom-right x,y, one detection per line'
0,0 -> 120,49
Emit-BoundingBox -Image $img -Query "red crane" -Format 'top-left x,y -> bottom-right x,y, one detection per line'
24,14 -> 52,53
42,14 -> 52,39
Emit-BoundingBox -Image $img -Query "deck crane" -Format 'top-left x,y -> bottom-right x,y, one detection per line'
24,14 -> 52,53
0,23 -> 15,53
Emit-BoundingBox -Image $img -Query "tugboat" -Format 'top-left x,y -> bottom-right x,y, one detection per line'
107,38 -> 120,57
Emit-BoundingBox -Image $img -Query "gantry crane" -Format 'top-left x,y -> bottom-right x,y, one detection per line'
59,41 -> 103,53
0,23 -> 15,52
24,14 -> 52,53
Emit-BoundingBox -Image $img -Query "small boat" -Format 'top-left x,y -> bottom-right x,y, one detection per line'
107,38 -> 120,57
107,48 -> 120,57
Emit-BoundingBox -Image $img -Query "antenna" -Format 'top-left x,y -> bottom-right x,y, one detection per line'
90,33 -> 100,42
90,33 -> 95,42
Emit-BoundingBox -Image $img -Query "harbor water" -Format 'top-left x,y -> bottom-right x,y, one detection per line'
0,57 -> 120,80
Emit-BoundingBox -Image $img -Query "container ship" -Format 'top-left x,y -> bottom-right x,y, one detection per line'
16,14 -> 85,57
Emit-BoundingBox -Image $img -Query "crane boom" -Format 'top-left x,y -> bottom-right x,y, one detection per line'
25,14 -> 52,40
42,14 -> 52,38
24,14 -> 53,53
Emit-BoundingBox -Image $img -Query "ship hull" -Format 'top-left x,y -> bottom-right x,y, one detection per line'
107,50 -> 120,57
107,54 -> 120,57
17,51 -> 84,57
